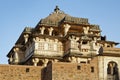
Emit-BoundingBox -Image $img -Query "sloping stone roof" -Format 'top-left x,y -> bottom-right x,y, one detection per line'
39,6 -> 89,27
40,10 -> 69,26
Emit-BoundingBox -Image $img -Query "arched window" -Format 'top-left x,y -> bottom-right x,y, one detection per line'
37,60 -> 44,66
107,61 -> 119,80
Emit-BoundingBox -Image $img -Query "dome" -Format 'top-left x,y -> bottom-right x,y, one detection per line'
39,6 -> 89,27
40,6 -> 70,27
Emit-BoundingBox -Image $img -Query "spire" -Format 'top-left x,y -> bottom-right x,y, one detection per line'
54,6 -> 60,13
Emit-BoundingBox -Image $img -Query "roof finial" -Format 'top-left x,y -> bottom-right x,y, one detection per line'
54,6 -> 60,13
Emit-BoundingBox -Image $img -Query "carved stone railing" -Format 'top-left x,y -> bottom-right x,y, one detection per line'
35,50 -> 64,57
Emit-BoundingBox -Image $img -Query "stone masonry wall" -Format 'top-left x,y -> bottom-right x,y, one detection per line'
52,57 -> 99,80
0,65 -> 42,80
0,57 -> 99,80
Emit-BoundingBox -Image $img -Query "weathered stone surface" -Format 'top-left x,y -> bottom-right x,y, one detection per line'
5,6 -> 120,80
0,65 -> 42,80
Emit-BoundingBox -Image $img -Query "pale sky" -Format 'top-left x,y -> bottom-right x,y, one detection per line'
0,0 -> 120,64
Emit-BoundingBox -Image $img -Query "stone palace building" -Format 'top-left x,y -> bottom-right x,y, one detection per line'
1,6 -> 120,80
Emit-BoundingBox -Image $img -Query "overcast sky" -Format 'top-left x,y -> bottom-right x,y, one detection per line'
0,0 -> 120,64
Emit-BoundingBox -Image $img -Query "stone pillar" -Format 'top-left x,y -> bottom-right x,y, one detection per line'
48,27 -> 53,36
104,60 -> 109,80
83,26 -> 89,34
13,47 -> 19,64
40,26 -> 45,34
98,56 -> 104,80
64,24 -> 71,36
32,58 -> 39,66
24,34 -> 29,43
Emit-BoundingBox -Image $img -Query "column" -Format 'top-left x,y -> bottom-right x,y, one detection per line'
64,24 -> 71,36
32,58 -> 39,66
83,26 -> 89,34
40,26 -> 45,34
48,27 -> 53,36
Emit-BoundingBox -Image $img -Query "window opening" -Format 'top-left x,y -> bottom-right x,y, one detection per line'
91,67 -> 94,72
82,41 -> 87,45
77,65 -> 81,70
107,61 -> 119,80
26,68 -> 30,73
80,61 -> 86,64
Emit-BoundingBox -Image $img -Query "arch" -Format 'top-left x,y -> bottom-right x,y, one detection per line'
107,61 -> 119,80
44,29 -> 49,35
53,30 -> 59,36
37,60 -> 44,66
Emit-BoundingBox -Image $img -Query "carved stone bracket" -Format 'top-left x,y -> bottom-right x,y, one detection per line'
83,26 -> 89,34
48,27 -> 54,36
32,58 -> 39,66
40,26 -> 45,35
13,47 -> 19,64
64,24 -> 71,36
42,59 -> 49,67
24,34 -> 29,43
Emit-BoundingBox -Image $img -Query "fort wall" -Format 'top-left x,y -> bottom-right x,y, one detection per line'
51,57 -> 99,80
0,57 -> 99,80
0,65 -> 42,80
